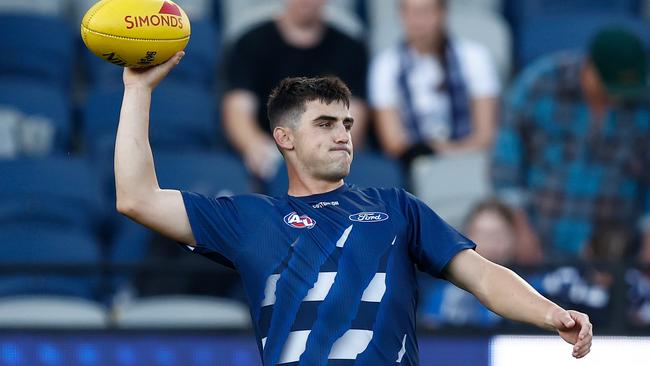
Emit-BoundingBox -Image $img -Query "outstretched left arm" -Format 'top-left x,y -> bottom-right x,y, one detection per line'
443,249 -> 593,358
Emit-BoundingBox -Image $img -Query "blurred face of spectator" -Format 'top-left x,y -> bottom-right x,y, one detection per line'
285,0 -> 327,26
400,0 -> 446,50
581,61 -> 609,101
466,210 -> 516,264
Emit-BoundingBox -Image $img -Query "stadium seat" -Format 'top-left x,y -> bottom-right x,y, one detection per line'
0,78 -> 71,154
410,151 -> 491,229
0,0 -> 70,18
0,295 -> 108,328
447,7 -> 512,82
267,152 -> 404,197
0,14 -> 74,89
115,295 -> 251,329
109,151 -> 249,266
83,20 -> 220,90
505,0 -> 641,24
0,157 -> 105,229
516,14 -> 650,67
82,82 -> 219,157
0,223 -> 102,299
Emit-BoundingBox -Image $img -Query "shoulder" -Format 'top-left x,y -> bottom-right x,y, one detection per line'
325,25 -> 364,49
349,186 -> 416,208
453,38 -> 490,58
370,46 -> 400,73
505,52 -> 583,109
452,38 -> 496,73
233,20 -> 276,47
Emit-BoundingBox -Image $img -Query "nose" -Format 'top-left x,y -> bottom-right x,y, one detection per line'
333,123 -> 350,144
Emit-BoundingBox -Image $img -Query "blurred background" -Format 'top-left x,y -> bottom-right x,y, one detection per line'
0,0 -> 649,365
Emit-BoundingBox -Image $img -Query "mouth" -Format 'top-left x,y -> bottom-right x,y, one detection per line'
330,148 -> 351,155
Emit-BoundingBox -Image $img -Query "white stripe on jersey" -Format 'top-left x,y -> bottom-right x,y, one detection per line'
263,272 -> 387,306
262,329 -> 374,363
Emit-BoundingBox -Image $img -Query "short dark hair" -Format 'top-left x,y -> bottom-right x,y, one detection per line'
267,76 -> 351,130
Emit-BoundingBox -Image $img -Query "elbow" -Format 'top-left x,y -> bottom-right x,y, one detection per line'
116,197 -> 139,218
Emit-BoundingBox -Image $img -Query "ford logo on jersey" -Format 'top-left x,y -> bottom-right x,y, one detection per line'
349,212 -> 389,222
284,212 -> 316,229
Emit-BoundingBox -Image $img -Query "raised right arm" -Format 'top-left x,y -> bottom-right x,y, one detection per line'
114,51 -> 196,245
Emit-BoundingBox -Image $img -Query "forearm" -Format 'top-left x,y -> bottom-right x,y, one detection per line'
477,261 -> 560,330
114,86 -> 159,207
222,92 -> 269,154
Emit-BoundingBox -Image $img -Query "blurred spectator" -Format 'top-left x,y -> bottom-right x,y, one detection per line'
528,225 -> 632,328
419,199 -> 515,328
221,0 -> 368,180
369,0 -> 500,167
626,266 -> 650,327
491,27 -> 650,264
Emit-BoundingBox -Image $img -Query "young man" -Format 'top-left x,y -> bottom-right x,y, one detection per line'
115,52 -> 592,365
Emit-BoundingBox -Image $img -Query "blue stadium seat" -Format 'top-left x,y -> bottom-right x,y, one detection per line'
0,157 -> 105,230
267,152 -> 404,197
505,0 -> 641,22
0,14 -> 74,89
109,151 -> 250,264
82,81 -> 219,157
84,20 -> 220,90
0,223 -> 102,299
0,78 -> 72,154
516,14 -> 650,66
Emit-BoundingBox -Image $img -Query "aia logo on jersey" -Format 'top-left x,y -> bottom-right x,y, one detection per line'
349,212 -> 389,222
284,212 -> 316,229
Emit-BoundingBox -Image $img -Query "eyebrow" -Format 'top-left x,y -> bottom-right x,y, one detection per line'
312,115 -> 355,124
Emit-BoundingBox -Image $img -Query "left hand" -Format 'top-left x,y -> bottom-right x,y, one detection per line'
548,308 -> 593,358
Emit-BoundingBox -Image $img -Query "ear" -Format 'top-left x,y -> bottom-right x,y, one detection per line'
273,126 -> 294,151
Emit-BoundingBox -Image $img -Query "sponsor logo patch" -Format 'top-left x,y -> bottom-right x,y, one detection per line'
284,212 -> 316,229
349,212 -> 389,223
124,2 -> 183,30
312,201 -> 339,209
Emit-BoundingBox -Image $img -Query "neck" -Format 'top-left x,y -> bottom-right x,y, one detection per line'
276,13 -> 324,48
286,163 -> 344,197
409,35 -> 443,56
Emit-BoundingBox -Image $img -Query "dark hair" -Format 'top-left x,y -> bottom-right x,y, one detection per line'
463,198 -> 515,231
267,76 -> 351,130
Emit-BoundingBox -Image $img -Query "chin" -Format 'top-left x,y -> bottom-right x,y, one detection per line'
317,165 -> 350,182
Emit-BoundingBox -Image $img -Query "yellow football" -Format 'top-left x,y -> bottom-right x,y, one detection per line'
81,0 -> 190,68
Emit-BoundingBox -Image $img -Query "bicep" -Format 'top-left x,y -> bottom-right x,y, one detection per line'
122,189 -> 196,246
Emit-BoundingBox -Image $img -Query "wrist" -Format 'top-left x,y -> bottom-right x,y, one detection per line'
124,84 -> 153,93
543,304 -> 565,331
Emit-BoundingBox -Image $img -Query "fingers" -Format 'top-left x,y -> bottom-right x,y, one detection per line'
560,311 -> 576,329
570,311 -> 593,358
161,51 -> 185,71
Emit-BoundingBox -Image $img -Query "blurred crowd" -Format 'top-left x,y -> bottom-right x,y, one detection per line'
0,0 -> 649,332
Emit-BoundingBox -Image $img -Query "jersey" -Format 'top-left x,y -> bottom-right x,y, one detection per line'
181,184 -> 476,366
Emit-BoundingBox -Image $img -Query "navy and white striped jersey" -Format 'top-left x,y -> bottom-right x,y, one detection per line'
181,184 -> 475,366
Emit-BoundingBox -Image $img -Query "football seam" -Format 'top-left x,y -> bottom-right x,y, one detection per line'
81,25 -> 190,41
83,0 -> 111,29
